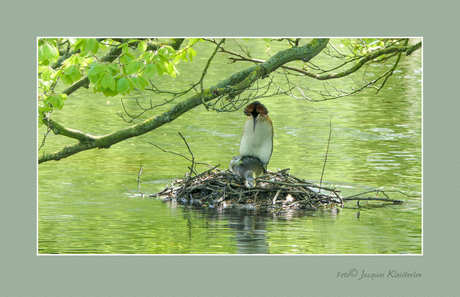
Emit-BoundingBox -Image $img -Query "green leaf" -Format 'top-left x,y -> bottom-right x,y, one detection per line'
85,57 -> 96,64
341,38 -> 350,47
38,46 -> 45,63
88,72 -> 102,84
45,94 -> 66,110
74,39 -> 86,51
125,61 -> 140,75
137,75 -> 148,90
172,55 -> 180,64
105,63 -> 119,76
66,38 -> 77,45
43,43 -> 59,60
40,80 -> 51,92
117,77 -> 131,94
122,44 -> 129,54
55,94 -> 68,109
188,38 -> 200,45
94,75 -> 104,91
165,62 -> 174,75
62,75 -> 73,85
363,38 -> 376,45
64,65 -> 81,81
102,88 -> 118,97
73,54 -> 85,65
38,104 -> 52,114
142,62 -> 157,79
84,38 -> 99,53
158,47 -> 166,57
157,53 -> 168,63
263,38 -> 271,43
64,65 -> 75,76
156,62 -> 167,77
41,68 -> 54,81
109,76 -> 116,91
140,50 -> 154,62
101,74 -> 110,89
88,63 -> 103,76
164,45 -> 176,54
120,52 -> 135,64
129,76 -> 140,89
138,40 -> 147,53
188,47 -> 197,62
51,69 -> 61,81
54,95 -> 64,109
180,51 -> 187,62
101,74 -> 116,91
172,63 -> 179,75
155,63 -> 164,77
69,67 -> 82,81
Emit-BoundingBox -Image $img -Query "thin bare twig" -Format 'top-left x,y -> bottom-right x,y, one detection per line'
319,116 -> 332,188
272,189 -> 281,206
137,163 -> 143,192
121,183 -> 135,196
199,38 -> 226,110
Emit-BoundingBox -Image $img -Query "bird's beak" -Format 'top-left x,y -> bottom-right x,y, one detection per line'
252,114 -> 258,132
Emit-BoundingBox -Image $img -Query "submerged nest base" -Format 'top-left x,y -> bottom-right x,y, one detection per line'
153,168 -> 351,211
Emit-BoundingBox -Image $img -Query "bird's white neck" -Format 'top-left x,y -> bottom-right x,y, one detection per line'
239,116 -> 273,164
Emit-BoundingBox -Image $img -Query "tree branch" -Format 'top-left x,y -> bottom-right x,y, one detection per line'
223,41 -> 421,82
299,41 -> 421,80
39,38 -> 330,164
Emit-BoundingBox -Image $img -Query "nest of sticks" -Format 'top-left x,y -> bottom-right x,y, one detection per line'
154,167 -> 348,210
152,167 -> 408,210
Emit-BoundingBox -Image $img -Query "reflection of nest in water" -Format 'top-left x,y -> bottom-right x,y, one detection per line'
154,168 -> 345,210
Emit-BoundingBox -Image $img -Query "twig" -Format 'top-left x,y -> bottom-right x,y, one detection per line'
272,189 -> 281,206
199,38 -> 226,110
345,189 -> 419,199
342,197 -> 404,203
121,183 -> 134,196
320,116 -> 332,188
137,163 -> 143,191
376,38 -> 409,94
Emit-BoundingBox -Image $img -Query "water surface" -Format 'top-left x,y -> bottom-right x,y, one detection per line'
38,39 -> 422,254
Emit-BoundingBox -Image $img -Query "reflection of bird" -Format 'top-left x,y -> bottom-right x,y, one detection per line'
229,156 -> 266,188
238,101 -> 273,165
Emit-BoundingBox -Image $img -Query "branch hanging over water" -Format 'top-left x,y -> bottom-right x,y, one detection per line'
39,38 -> 330,164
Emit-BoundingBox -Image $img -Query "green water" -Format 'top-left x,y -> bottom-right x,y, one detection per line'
38,39 -> 422,254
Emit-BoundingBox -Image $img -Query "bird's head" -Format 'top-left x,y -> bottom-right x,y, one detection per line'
244,101 -> 268,132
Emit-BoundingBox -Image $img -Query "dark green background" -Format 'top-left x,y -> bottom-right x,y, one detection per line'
1,0 -> 455,295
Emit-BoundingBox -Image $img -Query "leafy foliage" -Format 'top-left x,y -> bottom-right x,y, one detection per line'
38,38 -> 200,125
